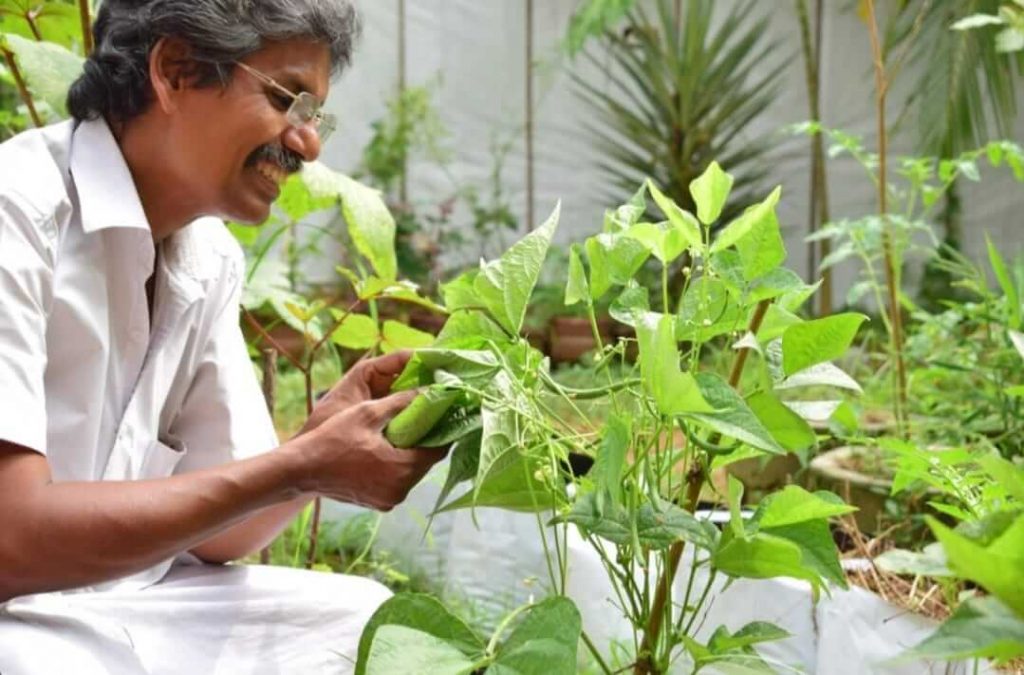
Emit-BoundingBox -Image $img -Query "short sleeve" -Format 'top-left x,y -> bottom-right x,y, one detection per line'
169,252 -> 279,474
0,195 -> 56,454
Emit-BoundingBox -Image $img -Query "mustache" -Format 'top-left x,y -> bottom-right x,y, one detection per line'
245,144 -> 303,174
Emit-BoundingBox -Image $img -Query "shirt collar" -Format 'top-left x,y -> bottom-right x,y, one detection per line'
69,117 -> 151,234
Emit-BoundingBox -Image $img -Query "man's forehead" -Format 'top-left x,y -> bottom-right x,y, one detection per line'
251,41 -> 331,101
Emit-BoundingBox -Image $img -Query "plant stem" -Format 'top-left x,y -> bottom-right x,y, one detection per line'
582,629 -> 614,675
634,299 -> 771,674
487,602 -> 533,656
865,0 -> 908,436
2,49 -> 42,128
78,0 -> 93,54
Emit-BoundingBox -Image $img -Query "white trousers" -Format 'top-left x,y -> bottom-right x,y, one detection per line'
0,564 -> 391,674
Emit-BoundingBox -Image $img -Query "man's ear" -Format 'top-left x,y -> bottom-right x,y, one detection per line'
149,37 -> 200,114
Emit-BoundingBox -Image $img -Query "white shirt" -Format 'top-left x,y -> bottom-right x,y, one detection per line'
0,118 -> 278,589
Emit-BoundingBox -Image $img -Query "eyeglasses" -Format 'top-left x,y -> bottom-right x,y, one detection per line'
234,61 -> 336,142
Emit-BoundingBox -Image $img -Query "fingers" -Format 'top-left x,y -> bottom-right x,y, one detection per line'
358,389 -> 420,429
347,350 -> 413,398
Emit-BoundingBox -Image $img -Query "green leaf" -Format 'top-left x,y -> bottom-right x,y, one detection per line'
432,430 -> 482,514
442,450 -> 558,513
0,1 -> 80,47
735,203 -> 786,281
584,232 -> 650,300
561,492 -> 719,551
689,161 -> 734,226
276,172 -> 336,221
710,187 -> 781,254
951,13 -> 1005,30
713,530 -> 821,588
901,596 -> 1024,663
988,234 -> 1021,329
475,373 -> 520,494
708,621 -> 790,652
754,486 -> 856,528
1,33 -> 83,118
475,204 -> 559,334
625,221 -> 686,264
392,349 -> 499,390
761,519 -> 847,588
591,415 -> 630,512
875,543 -> 952,578
781,313 -> 868,376
419,404 -> 482,449
746,391 -> 816,452
929,514 -> 1024,615
489,597 -> 581,675
302,162 -> 398,281
356,593 -> 484,674
565,244 -> 590,306
687,373 -> 784,455
676,276 -> 746,342
381,320 -> 434,353
647,179 -> 703,249
366,625 -> 476,675
636,312 -> 714,415
329,312 -> 380,349
978,454 -> 1024,502
609,283 -> 650,326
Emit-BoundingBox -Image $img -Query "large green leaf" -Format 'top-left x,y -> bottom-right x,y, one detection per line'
584,231 -> 650,300
636,312 -> 713,415
392,349 -> 499,390
561,492 -> 719,551
781,313 -> 868,376
735,202 -> 786,281
875,543 -> 952,578
713,530 -> 821,588
432,430 -> 482,514
754,486 -> 856,529
564,244 -> 590,307
475,204 -> 559,334
380,320 -> 434,353
761,519 -> 847,589
647,179 -> 703,250
687,373 -> 784,454
930,513 -> 1024,615
626,220 -> 687,264
710,187 -> 781,254
489,597 -> 581,675
689,161 -> 734,226
366,625 -> 476,675
745,391 -> 816,452
442,450 -> 558,513
676,275 -> 746,342
0,0 -> 80,47
902,596 -> 1024,664
2,33 -> 82,118
356,593 -> 483,674
276,171 -> 336,221
302,162 -> 397,281
329,312 -> 379,349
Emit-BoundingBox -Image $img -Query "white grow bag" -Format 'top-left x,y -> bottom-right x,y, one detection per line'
345,472 -> 995,674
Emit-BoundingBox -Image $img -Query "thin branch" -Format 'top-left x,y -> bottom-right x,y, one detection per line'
241,307 -> 305,371
2,49 -> 42,128
78,0 -> 93,55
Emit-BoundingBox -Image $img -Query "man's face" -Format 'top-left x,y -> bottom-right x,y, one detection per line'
173,39 -> 332,224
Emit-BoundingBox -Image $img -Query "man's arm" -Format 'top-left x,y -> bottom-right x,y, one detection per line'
0,373 -> 444,602
185,350 -> 426,564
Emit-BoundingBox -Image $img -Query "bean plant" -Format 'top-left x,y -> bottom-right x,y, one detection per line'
358,163 -> 869,674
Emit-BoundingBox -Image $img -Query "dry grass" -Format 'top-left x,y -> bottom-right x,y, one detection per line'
837,515 -> 951,622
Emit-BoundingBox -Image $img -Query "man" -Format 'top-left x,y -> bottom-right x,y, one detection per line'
0,0 -> 444,672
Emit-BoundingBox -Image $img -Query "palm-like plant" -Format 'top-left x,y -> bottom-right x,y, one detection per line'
882,0 -> 1022,156
573,0 -> 784,219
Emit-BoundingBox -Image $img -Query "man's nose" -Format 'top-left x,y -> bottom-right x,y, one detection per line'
282,123 -> 321,163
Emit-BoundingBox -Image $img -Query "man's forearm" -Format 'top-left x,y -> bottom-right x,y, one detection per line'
189,492 -> 313,564
0,439 -> 312,602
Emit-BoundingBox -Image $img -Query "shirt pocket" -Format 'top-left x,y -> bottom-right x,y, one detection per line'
140,435 -> 188,479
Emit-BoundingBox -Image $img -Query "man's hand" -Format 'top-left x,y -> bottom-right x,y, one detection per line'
291,351 -> 446,511
299,349 -> 412,436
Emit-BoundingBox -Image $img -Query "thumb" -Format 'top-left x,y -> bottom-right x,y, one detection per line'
360,388 -> 420,429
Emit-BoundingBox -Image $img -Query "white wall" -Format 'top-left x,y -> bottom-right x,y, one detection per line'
317,0 -> 1024,306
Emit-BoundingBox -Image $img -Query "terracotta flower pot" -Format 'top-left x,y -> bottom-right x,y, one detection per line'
547,315 -> 614,364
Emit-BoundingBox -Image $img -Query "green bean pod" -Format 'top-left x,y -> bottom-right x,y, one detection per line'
385,388 -> 460,448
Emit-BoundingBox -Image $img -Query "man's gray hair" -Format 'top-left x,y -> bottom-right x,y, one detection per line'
67,0 -> 360,123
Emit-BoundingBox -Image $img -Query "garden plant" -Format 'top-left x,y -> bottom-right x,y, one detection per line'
356,162 -> 871,674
